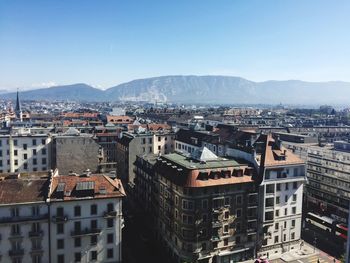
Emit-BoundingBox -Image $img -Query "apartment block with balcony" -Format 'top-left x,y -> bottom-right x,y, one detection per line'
0,175 -> 50,263
150,148 -> 258,263
257,135 -> 306,257
48,173 -> 126,263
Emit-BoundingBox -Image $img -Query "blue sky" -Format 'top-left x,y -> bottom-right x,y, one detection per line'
0,0 -> 349,90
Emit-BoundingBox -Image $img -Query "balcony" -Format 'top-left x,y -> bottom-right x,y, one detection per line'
210,235 -> 220,242
71,228 -> 101,237
9,249 -> 24,257
28,230 -> 44,238
212,221 -> 221,228
103,211 -> 117,218
31,247 -> 43,254
0,214 -> 48,224
51,215 -> 68,223
9,232 -> 24,239
212,208 -> 221,214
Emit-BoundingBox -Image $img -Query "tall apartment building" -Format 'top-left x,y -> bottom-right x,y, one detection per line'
256,135 -> 306,257
135,149 -> 259,263
48,173 -> 125,263
0,170 -> 125,263
284,141 -> 350,223
0,131 -> 52,174
116,131 -> 175,186
0,174 -> 50,263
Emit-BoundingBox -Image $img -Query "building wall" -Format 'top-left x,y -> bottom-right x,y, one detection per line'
0,202 -> 49,263
54,136 -> 100,175
49,198 -> 123,263
0,135 -> 52,174
259,165 -> 305,257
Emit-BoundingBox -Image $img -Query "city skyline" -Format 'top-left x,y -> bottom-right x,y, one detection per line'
1,0 -> 350,90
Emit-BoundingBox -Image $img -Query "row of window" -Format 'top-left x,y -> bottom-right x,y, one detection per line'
57,248 -> 115,263
56,219 -> 114,234
56,203 -> 114,217
56,233 -> 115,250
0,158 -> 47,167
0,138 -> 46,147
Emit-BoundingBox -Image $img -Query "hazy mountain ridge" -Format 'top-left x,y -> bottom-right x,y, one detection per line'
2,76 -> 350,104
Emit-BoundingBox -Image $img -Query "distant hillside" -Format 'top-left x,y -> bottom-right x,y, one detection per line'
2,76 -> 350,104
1,83 -> 104,101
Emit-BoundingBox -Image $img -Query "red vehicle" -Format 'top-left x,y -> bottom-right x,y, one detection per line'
335,223 -> 348,241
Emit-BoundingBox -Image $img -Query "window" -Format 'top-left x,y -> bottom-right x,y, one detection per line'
33,158 -> 37,165
42,158 -> 46,165
285,195 -> 288,203
23,153 -> 27,159
42,139 -> 46,145
107,203 -> 114,212
158,145 -> 161,150
32,206 -> 40,216
224,197 -> 230,206
224,225 -> 229,233
142,138 -> 146,144
236,195 -> 242,205
236,209 -> 242,218
74,252 -> 81,263
23,144 -> 27,150
42,148 -> 46,155
276,196 -> 280,204
74,206 -> 81,217
284,221 -> 287,229
57,239 -> 64,249
291,232 -> 295,240
276,183 -> 281,191
285,183 -> 289,190
292,207 -> 296,214
213,241 -> 218,248
57,223 -> 64,234
57,255 -> 64,263
11,207 -> 19,217
91,204 -> 97,215
33,149 -> 37,155
275,210 -> 279,217
74,221 -> 81,232
11,224 -> 20,235
274,236 -> 279,243
91,235 -> 97,245
285,208 -> 288,216
74,237 -> 81,247
224,238 -> 228,246
90,251 -> 97,261
224,211 -> 229,219
283,234 -> 287,241
107,218 -> 114,228
291,219 -> 296,228
91,220 -> 97,229
292,194 -> 297,202
158,136 -> 161,142
32,254 -> 42,263
107,233 -> 113,243
56,207 -> 64,216
293,182 -> 298,189
107,248 -> 114,258
14,139 -> 18,146
24,163 -> 28,170
14,150 -> 18,156
32,139 -> 37,146
275,222 -> 279,230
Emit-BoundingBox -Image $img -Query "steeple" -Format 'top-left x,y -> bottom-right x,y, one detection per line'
15,89 -> 22,122
15,88 -> 21,112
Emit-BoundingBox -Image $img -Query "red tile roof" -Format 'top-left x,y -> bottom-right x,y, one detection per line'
49,174 -> 126,201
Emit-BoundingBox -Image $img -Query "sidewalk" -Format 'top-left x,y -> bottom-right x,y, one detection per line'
240,241 -> 318,263
279,241 -> 317,262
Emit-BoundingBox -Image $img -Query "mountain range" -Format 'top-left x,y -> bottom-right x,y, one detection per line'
1,75 -> 350,104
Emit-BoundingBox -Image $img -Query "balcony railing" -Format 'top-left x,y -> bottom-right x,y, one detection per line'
28,230 -> 44,238
212,221 -> 221,228
0,214 -> 48,224
9,249 -> 24,257
71,228 -> 101,237
9,232 -> 23,239
51,215 -> 68,223
31,247 -> 43,254
103,211 -> 117,218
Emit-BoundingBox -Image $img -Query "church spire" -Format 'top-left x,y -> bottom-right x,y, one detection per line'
15,89 -> 22,122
